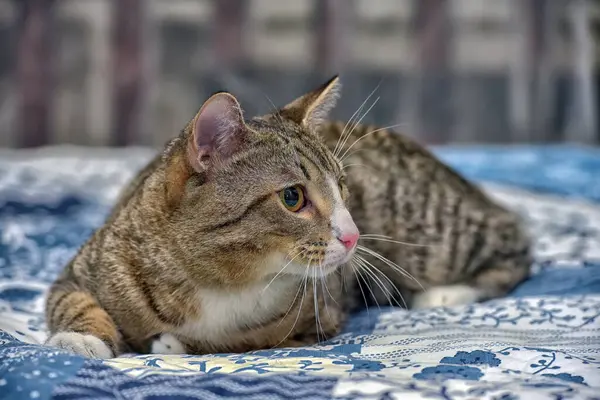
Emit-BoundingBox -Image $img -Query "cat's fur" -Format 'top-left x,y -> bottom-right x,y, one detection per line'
45,77 -> 531,358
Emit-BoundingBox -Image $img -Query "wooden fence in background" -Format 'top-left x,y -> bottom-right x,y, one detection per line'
2,0 -> 599,148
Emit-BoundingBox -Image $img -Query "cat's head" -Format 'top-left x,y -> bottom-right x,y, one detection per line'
164,76 -> 359,285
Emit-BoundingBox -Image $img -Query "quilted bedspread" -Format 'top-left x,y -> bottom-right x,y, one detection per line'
0,145 -> 599,399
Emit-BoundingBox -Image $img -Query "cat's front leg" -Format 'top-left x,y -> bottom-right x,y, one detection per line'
45,280 -> 121,359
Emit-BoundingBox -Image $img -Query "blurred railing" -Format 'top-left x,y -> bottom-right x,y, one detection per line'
0,0 -> 598,148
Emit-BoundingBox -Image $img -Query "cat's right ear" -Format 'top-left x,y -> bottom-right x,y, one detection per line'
187,92 -> 247,173
280,75 -> 341,131
166,93 -> 247,207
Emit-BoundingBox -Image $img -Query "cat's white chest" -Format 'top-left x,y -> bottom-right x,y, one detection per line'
174,279 -> 296,343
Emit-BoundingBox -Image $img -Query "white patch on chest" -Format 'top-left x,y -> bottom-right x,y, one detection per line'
175,278 -> 298,343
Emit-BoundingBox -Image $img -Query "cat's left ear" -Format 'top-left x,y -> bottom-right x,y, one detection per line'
281,75 -> 341,131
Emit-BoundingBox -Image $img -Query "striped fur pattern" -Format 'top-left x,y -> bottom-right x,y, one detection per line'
45,76 -> 531,358
319,121 -> 531,308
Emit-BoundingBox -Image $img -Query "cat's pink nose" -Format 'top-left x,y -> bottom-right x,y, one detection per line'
338,232 -> 359,250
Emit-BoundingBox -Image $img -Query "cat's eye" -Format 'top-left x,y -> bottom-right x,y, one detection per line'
279,185 -> 306,212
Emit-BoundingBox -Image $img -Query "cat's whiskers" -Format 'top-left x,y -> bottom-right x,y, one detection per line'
276,261 -> 306,329
312,267 -> 325,344
336,95 -> 380,158
339,148 -> 367,163
319,277 -> 335,327
341,163 -> 375,172
339,123 -> 408,162
317,259 -> 336,333
262,249 -> 303,293
273,262 -> 310,349
352,257 -> 381,311
357,245 -> 424,291
333,96 -> 367,157
360,234 -> 395,238
263,93 -> 285,125
354,254 -> 407,309
333,82 -> 381,157
356,245 -> 425,292
359,234 -> 435,248
338,268 -> 349,295
321,270 -> 339,306
365,257 -> 409,309
350,259 -> 370,316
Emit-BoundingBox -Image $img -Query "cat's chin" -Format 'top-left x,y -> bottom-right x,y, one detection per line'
263,248 -> 354,279
323,249 -> 356,268
280,263 -> 343,279
310,264 -> 340,278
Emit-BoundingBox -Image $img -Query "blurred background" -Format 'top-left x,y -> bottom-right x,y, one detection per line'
0,0 -> 599,148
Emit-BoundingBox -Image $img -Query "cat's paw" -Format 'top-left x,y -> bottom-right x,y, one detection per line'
151,333 -> 186,355
46,332 -> 113,359
411,284 -> 482,309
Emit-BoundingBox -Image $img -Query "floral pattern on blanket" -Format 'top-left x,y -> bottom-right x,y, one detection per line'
0,146 -> 599,400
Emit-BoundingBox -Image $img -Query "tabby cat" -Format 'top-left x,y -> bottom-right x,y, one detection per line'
45,76 -> 531,358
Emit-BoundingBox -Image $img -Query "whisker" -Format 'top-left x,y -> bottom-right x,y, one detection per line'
312,269 -> 324,344
350,260 -> 370,317
341,163 -> 376,172
355,255 -> 391,307
276,264 -> 305,328
333,101 -> 365,158
359,235 -> 434,248
336,96 -> 380,158
353,258 -> 381,311
320,277 -> 334,322
333,82 -> 382,157
333,107 -> 361,158
321,273 -> 339,306
338,148 -> 366,163
262,249 -> 303,293
318,259 -> 337,327
339,268 -> 349,294
263,93 -> 284,125
357,245 -> 425,292
355,255 -> 407,309
273,262 -> 310,348
339,123 -> 408,162
356,246 -> 412,280
370,265 -> 408,310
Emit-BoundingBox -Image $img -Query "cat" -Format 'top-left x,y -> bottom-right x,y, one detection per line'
45,76 -> 531,358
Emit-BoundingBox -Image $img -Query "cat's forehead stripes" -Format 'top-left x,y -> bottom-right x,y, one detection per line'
298,162 -> 311,181
248,118 -> 341,178
290,137 -> 341,179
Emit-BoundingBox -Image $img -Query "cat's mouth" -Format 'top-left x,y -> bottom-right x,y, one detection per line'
273,248 -> 354,279
267,237 -> 356,280
322,240 -> 356,268
304,245 -> 356,277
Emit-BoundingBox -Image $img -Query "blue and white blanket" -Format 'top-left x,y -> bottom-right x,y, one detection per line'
0,145 -> 599,400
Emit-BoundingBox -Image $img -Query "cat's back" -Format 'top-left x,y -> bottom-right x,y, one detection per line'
319,121 -> 496,211
107,152 -> 164,222
320,121 -> 530,291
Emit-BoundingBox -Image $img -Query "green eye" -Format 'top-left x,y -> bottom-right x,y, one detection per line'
279,185 -> 305,212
